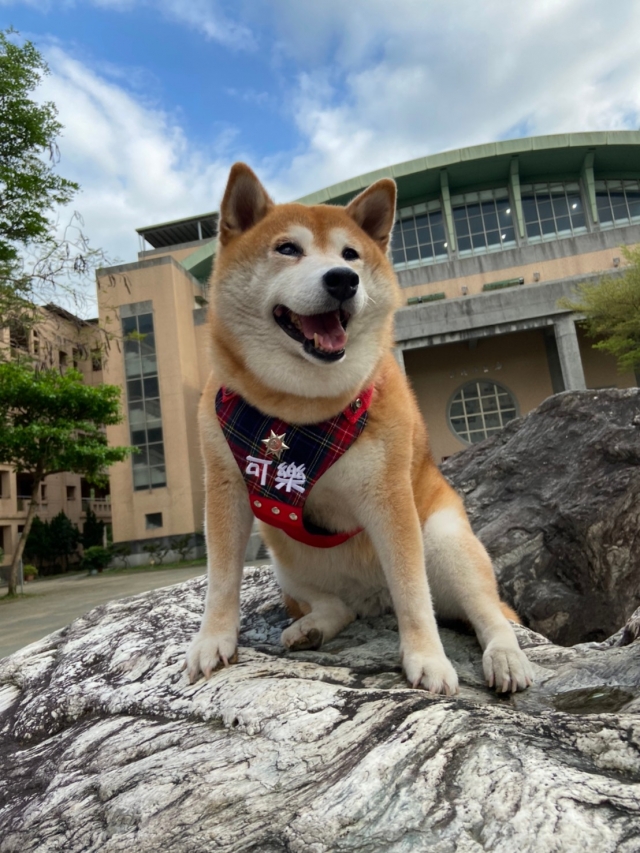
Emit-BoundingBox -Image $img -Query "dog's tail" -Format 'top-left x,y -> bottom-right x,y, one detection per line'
500,600 -> 521,624
283,594 -> 311,620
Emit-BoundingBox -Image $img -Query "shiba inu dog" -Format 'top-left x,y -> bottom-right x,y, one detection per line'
186,162 -> 533,695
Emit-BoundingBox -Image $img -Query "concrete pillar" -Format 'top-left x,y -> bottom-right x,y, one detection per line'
509,157 -> 526,239
440,170 -> 456,253
392,346 -> 406,374
581,150 -> 598,225
553,316 -> 586,391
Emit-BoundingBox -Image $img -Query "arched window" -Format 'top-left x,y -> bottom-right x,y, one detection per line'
448,380 -> 518,444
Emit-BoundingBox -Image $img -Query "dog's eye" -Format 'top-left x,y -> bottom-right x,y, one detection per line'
342,247 -> 359,261
275,242 -> 302,256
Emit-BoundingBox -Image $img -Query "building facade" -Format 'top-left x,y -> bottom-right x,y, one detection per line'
97,131 -> 640,553
0,306 -> 111,571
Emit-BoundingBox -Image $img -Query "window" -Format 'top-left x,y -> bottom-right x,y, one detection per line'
448,380 -> 518,444
595,180 -> 640,228
91,349 -> 103,371
16,473 -> 34,500
41,484 -> 47,500
452,189 -> 516,256
9,321 -> 29,352
521,182 -> 586,241
121,302 -> 166,491
145,512 -> 163,530
66,486 -> 76,501
0,471 -> 8,499
391,201 -> 448,268
59,350 -> 68,370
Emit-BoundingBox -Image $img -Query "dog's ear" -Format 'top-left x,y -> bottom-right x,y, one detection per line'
345,179 -> 397,251
219,163 -> 274,246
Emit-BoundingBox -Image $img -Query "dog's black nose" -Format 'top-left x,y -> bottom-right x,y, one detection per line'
322,267 -> 359,302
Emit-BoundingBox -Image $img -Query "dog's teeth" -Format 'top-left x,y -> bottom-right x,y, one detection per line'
313,332 -> 320,349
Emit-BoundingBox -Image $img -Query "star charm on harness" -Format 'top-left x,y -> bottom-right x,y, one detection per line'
261,430 -> 289,460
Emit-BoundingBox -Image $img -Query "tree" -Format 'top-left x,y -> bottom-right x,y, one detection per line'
173,534 -> 193,562
562,245 -> 640,374
82,507 -> 105,549
48,511 -> 81,571
23,515 -> 51,570
0,29 -> 112,345
0,362 -> 133,595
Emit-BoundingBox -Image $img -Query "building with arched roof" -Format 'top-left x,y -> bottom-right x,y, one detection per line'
97,131 -> 640,557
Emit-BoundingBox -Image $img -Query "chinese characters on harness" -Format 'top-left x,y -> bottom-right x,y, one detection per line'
244,455 -> 307,494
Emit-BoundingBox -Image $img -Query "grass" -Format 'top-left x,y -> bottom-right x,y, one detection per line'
0,559 -> 207,598
105,558 -> 207,575
0,592 -> 37,604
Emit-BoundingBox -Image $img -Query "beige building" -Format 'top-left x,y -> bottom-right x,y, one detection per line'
0,306 -> 111,572
96,131 -> 639,557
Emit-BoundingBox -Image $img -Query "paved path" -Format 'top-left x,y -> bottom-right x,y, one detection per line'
0,565 -> 208,660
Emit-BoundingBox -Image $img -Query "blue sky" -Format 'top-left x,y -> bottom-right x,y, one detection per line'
2,0 -> 640,274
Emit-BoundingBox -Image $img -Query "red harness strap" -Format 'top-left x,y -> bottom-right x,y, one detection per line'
216,386 -> 374,548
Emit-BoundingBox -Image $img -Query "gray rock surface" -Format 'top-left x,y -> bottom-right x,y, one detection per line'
442,388 -> 640,645
2,566 -> 640,852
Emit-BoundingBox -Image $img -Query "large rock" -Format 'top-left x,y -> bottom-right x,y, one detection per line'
2,567 -> 640,852
441,388 -> 640,645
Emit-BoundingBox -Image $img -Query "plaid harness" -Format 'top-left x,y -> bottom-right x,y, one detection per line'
216,385 -> 374,548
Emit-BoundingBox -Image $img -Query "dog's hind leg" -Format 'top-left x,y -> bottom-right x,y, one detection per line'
423,504 -> 534,693
275,563 -> 356,651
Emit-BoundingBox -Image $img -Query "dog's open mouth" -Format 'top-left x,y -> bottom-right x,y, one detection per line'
273,305 -> 350,362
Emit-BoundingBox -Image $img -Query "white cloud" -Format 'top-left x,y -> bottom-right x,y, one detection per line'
254,0 -> 640,198
34,45 -> 244,313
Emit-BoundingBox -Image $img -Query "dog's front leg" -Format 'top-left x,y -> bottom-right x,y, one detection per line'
363,478 -> 458,695
185,461 -> 254,683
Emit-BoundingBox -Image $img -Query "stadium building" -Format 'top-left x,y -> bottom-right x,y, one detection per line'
96,131 -> 640,557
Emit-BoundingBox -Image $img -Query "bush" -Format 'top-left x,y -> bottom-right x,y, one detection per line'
82,508 -> 105,549
23,564 -> 38,579
80,546 -> 112,573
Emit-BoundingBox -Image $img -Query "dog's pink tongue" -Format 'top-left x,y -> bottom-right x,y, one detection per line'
299,310 -> 347,351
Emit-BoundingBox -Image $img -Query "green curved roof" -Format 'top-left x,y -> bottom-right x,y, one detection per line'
178,131 -> 640,285
295,130 -> 640,209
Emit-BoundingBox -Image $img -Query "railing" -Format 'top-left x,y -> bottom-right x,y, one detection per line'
81,499 -> 112,517
16,498 -> 48,512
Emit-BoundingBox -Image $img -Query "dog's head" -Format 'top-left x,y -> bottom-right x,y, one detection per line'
210,163 -> 400,399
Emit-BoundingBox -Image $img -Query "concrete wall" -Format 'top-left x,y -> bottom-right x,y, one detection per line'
405,330 -> 554,461
137,240 -> 210,265
397,224 -> 640,302
98,258 -> 206,545
577,327 -> 636,391
404,326 -> 636,463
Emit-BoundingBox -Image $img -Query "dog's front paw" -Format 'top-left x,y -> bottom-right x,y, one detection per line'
483,642 -> 533,693
185,630 -> 238,683
402,650 -> 459,695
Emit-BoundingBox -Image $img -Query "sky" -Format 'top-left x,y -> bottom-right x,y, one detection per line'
2,0 -> 640,277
